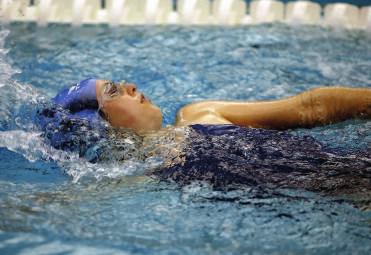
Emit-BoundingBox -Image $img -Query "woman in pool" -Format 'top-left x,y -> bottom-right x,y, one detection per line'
39,78 -> 370,194
90,79 -> 370,132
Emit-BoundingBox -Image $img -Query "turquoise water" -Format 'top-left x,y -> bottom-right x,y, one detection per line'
0,23 -> 370,254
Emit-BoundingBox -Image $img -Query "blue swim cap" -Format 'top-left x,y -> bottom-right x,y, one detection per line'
53,78 -> 98,112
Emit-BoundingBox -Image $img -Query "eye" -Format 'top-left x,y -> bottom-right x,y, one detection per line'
105,82 -> 119,97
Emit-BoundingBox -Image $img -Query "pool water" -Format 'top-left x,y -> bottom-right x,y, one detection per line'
0,23 -> 370,254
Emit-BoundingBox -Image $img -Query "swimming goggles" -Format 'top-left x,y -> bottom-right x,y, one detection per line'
103,80 -> 128,98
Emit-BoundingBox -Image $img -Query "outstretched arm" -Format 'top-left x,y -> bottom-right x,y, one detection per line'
176,87 -> 371,129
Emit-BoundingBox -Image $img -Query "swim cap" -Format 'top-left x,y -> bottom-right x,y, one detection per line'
53,78 -> 98,112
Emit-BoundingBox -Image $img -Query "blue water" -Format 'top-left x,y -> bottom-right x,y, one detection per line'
0,23 -> 370,254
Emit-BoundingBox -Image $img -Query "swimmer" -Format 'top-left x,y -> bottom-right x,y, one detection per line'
87,79 -> 370,132
48,78 -> 371,133
38,78 -> 371,194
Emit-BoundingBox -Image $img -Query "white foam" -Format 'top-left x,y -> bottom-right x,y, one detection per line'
0,130 -> 77,162
0,27 -> 47,131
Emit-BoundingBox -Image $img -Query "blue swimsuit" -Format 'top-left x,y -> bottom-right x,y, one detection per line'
38,79 -> 371,194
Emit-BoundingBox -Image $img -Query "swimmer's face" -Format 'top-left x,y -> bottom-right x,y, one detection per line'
96,80 -> 162,133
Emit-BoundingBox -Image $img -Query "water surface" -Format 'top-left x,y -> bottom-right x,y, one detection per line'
0,23 -> 370,254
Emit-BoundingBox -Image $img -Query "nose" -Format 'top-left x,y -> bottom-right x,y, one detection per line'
124,83 -> 137,96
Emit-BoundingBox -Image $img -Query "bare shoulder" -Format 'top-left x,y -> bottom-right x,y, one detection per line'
176,101 -> 210,119
175,101 -> 231,126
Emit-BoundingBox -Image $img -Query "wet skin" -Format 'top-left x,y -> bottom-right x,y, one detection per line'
176,87 -> 371,130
